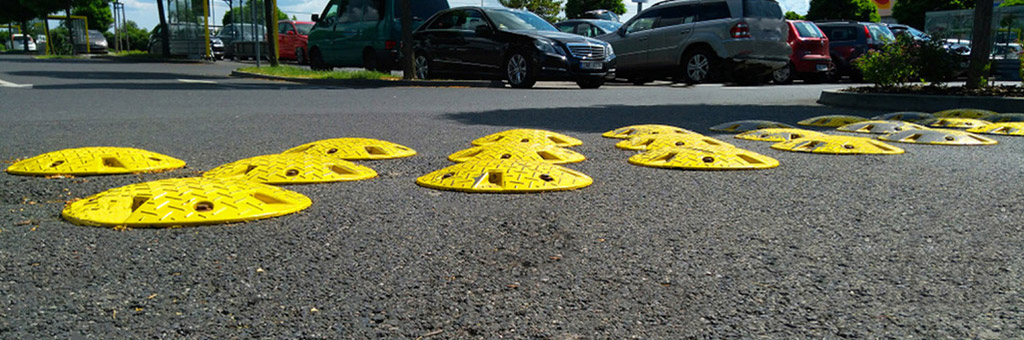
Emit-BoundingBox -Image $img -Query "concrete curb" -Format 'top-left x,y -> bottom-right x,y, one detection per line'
231,70 -> 505,88
818,89 -> 1024,112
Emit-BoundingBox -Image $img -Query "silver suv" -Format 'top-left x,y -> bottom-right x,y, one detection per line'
599,0 -> 790,84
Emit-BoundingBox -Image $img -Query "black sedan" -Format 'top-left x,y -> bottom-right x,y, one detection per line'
413,7 -> 616,89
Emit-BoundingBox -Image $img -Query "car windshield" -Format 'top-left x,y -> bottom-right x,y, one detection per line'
743,0 -> 783,18
89,31 -> 104,39
793,22 -> 822,38
484,9 -> 556,31
905,26 -> 929,40
295,23 -> 313,35
592,21 -> 622,32
868,24 -> 895,43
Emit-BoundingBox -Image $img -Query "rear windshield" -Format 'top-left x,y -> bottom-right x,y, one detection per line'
412,1 -> 449,21
793,22 -> 822,38
295,23 -> 313,35
593,20 -> 622,32
743,0 -> 783,18
867,24 -> 895,43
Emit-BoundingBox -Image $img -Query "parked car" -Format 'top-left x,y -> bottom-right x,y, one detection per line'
5,34 -> 36,52
277,20 -> 314,64
413,7 -> 616,89
217,23 -> 267,59
992,43 -> 1022,60
308,0 -> 450,71
772,20 -> 831,84
580,9 -> 620,22
210,35 -> 225,59
150,23 -> 224,58
886,23 -> 929,41
598,0 -> 790,85
554,19 -> 622,38
815,20 -> 895,82
87,30 -> 108,54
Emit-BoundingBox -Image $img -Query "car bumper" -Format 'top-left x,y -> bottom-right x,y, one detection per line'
536,53 -> 616,80
792,55 -> 832,74
725,54 -> 789,76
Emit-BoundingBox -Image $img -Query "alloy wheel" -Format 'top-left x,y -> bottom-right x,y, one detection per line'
415,55 -> 430,79
507,54 -> 527,85
687,54 -> 709,82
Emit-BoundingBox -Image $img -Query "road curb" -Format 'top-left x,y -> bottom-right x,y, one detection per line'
231,70 -> 505,88
818,89 -> 1024,112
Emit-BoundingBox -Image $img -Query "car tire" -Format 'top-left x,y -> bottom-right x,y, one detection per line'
772,63 -> 794,85
296,48 -> 307,65
681,47 -> 718,84
505,52 -> 536,89
414,54 -> 431,80
576,78 -> 604,89
309,48 -> 332,71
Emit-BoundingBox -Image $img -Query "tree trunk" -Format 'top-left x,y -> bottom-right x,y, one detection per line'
20,20 -> 29,52
264,0 -> 279,66
966,0 -> 994,89
156,0 -> 170,56
400,0 -> 414,79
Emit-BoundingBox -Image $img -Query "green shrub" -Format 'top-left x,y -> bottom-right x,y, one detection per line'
913,35 -> 961,85
854,36 -> 917,88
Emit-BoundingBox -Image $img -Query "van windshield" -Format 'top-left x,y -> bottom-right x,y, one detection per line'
743,0 -> 783,18
412,1 -> 449,21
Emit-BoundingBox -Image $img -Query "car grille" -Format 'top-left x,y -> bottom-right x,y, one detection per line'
566,43 -> 606,60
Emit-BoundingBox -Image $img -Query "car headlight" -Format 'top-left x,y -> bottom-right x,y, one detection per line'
534,39 -> 565,56
605,43 -> 614,57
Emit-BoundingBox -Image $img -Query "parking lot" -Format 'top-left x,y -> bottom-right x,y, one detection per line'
1,54 -> 1022,338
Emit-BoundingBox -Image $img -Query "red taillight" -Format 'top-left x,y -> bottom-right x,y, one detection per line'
730,22 -> 750,39
863,25 -> 871,40
385,40 -> 398,50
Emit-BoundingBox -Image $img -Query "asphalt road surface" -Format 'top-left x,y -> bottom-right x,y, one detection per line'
1,55 -> 1022,339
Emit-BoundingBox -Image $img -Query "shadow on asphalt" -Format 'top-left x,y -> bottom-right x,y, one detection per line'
9,70 -> 225,80
443,104 -> 877,133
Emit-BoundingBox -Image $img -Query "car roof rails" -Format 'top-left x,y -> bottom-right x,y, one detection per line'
651,0 -> 698,7
814,20 -> 862,24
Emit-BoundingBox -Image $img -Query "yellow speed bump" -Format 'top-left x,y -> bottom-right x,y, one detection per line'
62,178 -> 312,228
735,128 -> 826,142
920,117 -> 992,129
836,120 -> 929,134
628,145 -> 778,170
471,129 -> 582,147
283,138 -> 416,160
709,120 -> 794,133
986,113 -> 1024,123
616,133 -> 734,150
933,108 -> 997,119
871,111 -> 935,122
203,154 -> 377,184
967,122 -> 1024,136
416,160 -> 592,193
6,147 -> 186,176
797,115 -> 867,127
601,124 -> 698,139
772,135 -> 904,155
878,129 -> 998,146
448,144 -> 585,164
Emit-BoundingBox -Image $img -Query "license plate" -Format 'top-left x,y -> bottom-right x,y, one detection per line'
816,64 -> 828,71
581,61 -> 603,70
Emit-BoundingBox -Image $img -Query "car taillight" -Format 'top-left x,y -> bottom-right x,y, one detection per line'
385,40 -> 398,50
863,25 -> 872,40
730,22 -> 750,39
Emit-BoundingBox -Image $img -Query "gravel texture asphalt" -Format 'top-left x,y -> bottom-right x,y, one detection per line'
1,55 -> 1023,339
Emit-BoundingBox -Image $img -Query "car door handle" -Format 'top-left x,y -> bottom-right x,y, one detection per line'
680,29 -> 691,34
638,36 -> 649,41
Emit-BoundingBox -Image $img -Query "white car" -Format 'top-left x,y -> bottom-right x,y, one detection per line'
5,34 -> 36,52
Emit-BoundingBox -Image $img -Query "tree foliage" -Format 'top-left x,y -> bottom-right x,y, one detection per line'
892,0 -> 974,29
72,0 -> 113,32
1001,0 -> 1024,6
565,0 -> 626,19
784,11 -> 805,20
499,0 -> 564,23
222,0 -> 288,25
806,0 -> 880,22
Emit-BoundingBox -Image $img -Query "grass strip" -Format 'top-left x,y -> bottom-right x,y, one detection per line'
238,65 -> 396,80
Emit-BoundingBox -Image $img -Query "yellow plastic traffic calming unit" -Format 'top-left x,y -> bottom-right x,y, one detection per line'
771,135 -> 904,155
601,124 -> 697,139
628,146 -> 778,170
203,154 -> 377,184
734,128 -> 826,142
933,108 -> 997,119
62,178 -> 312,228
986,113 -> 1024,123
797,115 -> 868,127
836,120 -> 929,134
878,129 -> 998,146
709,120 -> 794,133
871,111 -> 935,122
447,144 -> 585,164
6,147 -> 186,176
416,160 -> 592,193
967,122 -> 1024,136
920,117 -> 992,129
282,138 -> 416,160
471,129 -> 583,147
616,133 -> 734,150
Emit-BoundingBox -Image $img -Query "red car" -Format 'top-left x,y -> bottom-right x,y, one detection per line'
277,20 -> 314,64
773,20 -> 833,84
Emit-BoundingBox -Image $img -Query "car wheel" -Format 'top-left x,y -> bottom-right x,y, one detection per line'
576,78 -> 604,89
772,63 -> 794,85
681,47 -> 718,84
295,48 -> 306,65
309,48 -> 332,71
414,54 -> 431,80
505,53 -> 536,89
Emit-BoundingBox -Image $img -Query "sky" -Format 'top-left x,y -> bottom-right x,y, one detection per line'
123,0 -> 811,32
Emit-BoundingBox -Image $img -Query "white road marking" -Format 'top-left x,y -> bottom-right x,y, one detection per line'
0,78 -> 32,88
177,79 -> 218,84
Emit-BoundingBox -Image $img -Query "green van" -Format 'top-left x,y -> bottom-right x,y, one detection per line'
307,0 -> 449,71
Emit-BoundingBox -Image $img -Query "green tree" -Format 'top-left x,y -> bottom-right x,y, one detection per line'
892,0 -> 973,30
499,0 -> 564,23
222,0 -> 287,25
1001,0 -> 1024,6
806,0 -> 880,22
0,0 -> 41,52
784,11 -> 805,20
72,0 -> 113,32
116,20 -> 149,51
565,0 -> 626,19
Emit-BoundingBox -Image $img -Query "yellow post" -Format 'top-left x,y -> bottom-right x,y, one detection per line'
204,0 -> 211,59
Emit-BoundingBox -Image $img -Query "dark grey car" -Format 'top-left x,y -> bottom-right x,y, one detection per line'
598,0 -> 789,85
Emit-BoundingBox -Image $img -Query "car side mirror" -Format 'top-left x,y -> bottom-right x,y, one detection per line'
475,25 -> 493,36
312,14 -> 320,22
617,27 -> 626,36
